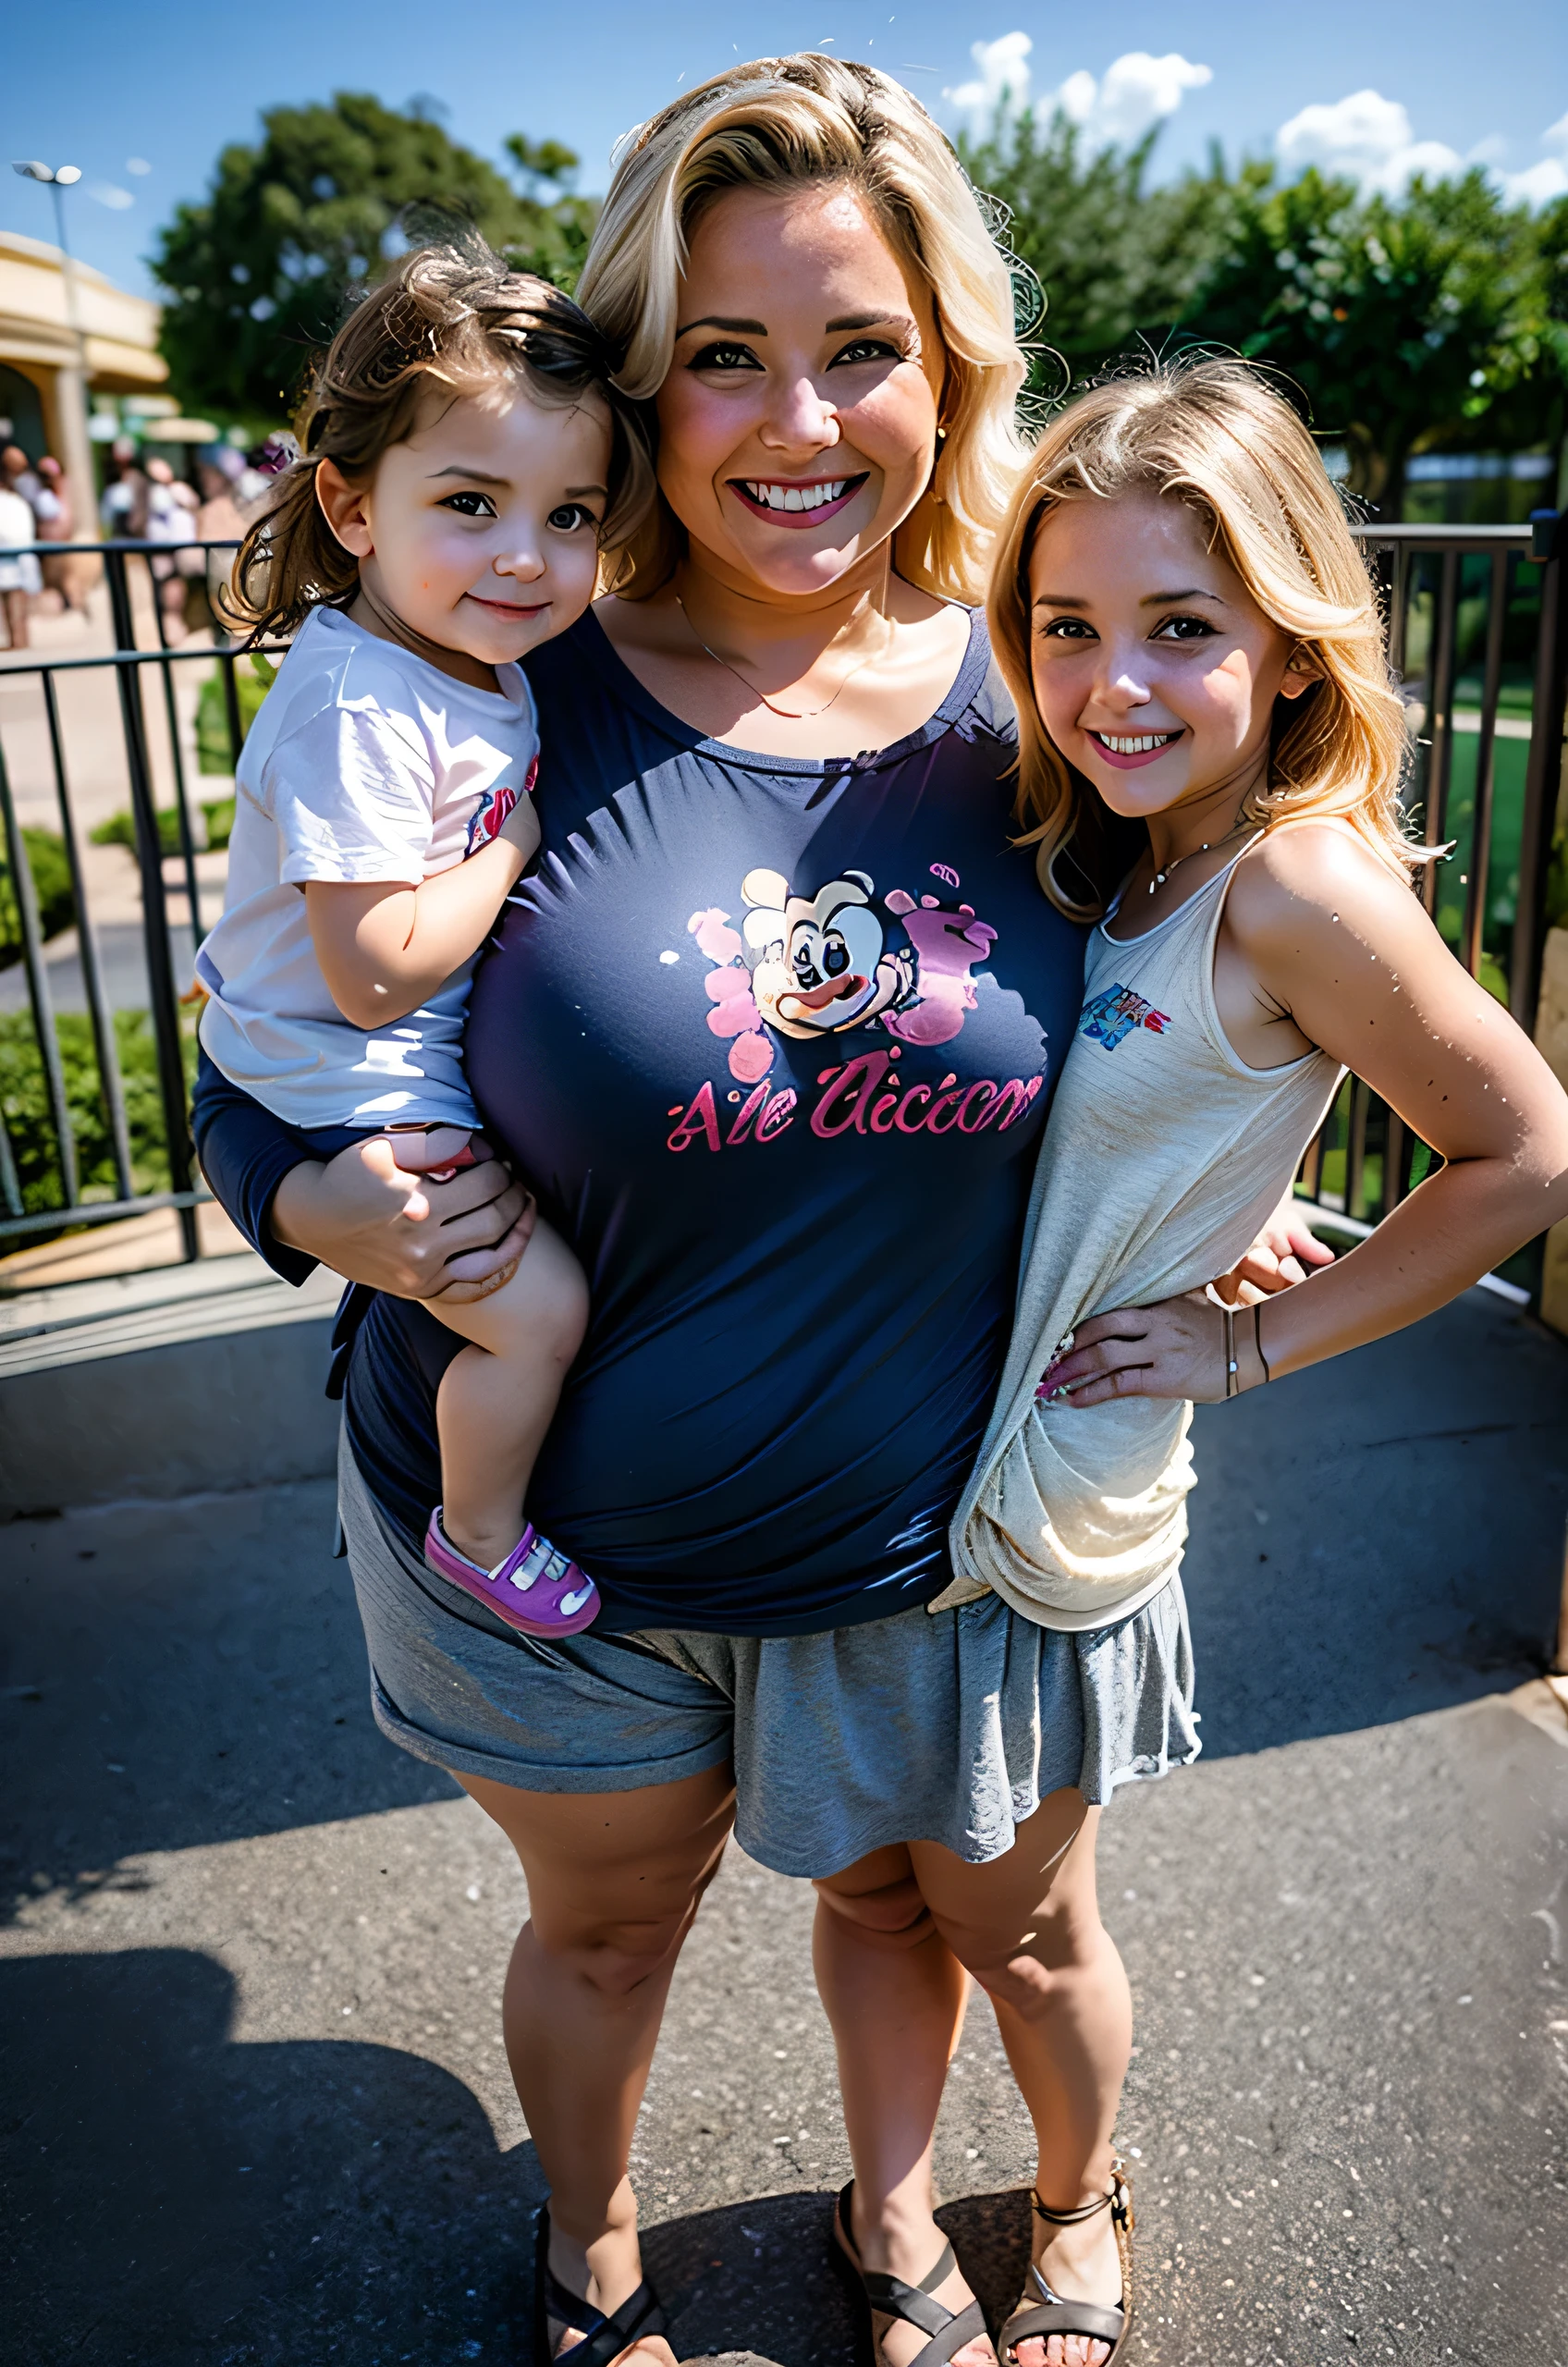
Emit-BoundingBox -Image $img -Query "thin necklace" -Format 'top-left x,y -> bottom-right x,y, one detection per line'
674,593 -> 895,721
1147,816 -> 1257,895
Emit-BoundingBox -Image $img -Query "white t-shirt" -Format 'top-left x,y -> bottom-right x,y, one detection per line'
197,605 -> 538,1130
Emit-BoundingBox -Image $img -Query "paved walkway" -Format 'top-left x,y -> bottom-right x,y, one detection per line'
4,1286 -> 1567,2365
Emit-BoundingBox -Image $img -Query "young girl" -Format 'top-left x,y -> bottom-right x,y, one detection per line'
932,358 -> 1568,2367
196,245 -> 652,1638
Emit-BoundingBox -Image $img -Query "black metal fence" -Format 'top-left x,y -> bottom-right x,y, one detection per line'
0,536 -> 286,1259
1297,518 -> 1568,1258
0,523 -> 1566,1282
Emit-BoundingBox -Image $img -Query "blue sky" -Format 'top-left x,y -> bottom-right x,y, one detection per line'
5,0 -> 1565,300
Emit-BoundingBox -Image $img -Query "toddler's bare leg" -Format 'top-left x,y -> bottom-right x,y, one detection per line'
425,1217 -> 589,1569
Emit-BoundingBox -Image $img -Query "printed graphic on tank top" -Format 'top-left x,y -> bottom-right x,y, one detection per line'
345,608 -> 1088,1635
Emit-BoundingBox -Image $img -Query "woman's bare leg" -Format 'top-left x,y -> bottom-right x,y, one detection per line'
459,1762 -> 737,2367
814,1846 -> 995,2367
913,1795 -> 1132,2367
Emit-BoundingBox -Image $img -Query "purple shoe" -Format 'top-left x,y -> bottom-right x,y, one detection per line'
423,1509 -> 601,1638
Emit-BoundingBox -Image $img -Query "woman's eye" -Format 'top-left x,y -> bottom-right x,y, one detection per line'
546,503 -> 598,533
1152,613 -> 1217,641
828,337 -> 900,368
439,490 -> 496,519
1037,616 -> 1096,641
689,341 -> 764,372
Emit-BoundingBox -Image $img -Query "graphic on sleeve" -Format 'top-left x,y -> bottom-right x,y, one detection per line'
1079,982 -> 1171,1050
463,755 -> 535,856
687,863 -> 999,1085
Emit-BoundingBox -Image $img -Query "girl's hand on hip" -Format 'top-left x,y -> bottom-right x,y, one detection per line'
270,1133 -> 534,1303
1038,1292 -> 1263,1407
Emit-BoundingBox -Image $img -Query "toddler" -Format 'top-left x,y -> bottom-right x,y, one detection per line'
198,244 -> 651,1638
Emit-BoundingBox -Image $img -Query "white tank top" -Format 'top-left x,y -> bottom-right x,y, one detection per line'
935,838 -> 1343,1629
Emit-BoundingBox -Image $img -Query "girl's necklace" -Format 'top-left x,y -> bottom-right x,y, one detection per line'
1147,816 -> 1256,895
674,594 -> 895,721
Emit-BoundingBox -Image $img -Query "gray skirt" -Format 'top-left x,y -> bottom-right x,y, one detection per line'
339,1439 -> 1200,1880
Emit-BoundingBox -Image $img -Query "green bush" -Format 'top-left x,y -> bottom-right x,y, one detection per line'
0,1007 -> 198,1216
90,792 -> 239,857
195,651 -> 276,775
0,828 -> 75,971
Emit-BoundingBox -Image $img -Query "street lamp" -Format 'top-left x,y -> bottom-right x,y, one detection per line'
10,158 -> 96,542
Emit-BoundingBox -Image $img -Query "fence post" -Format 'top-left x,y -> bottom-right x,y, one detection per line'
104,546 -> 200,1261
1513,516 -> 1568,1032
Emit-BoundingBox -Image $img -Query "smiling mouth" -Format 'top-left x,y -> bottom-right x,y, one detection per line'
467,594 -> 548,615
730,474 -> 868,525
1088,728 -> 1183,769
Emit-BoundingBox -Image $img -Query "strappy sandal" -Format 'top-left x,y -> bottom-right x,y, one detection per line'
533,2203 -> 669,2367
830,2179 -> 991,2367
998,2161 -> 1134,2367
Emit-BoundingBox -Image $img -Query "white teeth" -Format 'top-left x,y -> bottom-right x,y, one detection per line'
1098,731 -> 1176,754
744,479 -> 850,511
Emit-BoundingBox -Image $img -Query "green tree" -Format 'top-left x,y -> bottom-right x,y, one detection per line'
961,109 -> 1248,397
1179,167 -> 1560,509
152,94 -> 598,423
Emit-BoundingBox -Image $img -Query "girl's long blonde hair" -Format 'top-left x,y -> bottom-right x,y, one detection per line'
576,52 -> 1029,602
988,358 -> 1426,920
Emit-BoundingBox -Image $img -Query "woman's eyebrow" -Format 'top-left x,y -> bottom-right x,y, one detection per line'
1139,587 -> 1223,606
1033,593 -> 1088,609
675,313 -> 767,337
826,311 -> 915,335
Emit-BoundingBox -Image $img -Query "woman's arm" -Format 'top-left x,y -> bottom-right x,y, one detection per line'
304,800 -> 540,1028
194,1055 -> 533,1303
271,1134 -> 535,1303
1044,828 -> 1568,1406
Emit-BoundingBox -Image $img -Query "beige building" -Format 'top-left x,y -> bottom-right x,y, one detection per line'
0,228 -> 166,537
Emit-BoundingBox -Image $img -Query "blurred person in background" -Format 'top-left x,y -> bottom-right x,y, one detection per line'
0,471 -> 41,648
142,453 -> 201,643
1,443 -> 43,513
32,456 -> 88,617
100,435 -> 148,537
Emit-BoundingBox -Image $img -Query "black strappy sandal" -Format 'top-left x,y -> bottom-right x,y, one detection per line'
533,2203 -> 669,2367
830,2179 -> 991,2367
998,2162 -> 1134,2367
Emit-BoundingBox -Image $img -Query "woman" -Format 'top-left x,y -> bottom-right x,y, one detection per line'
195,56 -> 1318,2367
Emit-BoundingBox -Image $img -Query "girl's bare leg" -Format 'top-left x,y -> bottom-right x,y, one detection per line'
813,1845 -> 995,2367
431,1217 -> 589,1568
458,1763 -> 737,2367
912,1798 -> 1133,2367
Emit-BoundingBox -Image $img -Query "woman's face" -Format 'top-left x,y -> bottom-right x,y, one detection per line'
656,180 -> 947,599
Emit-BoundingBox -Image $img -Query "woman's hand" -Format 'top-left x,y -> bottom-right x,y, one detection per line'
1038,1292 -> 1267,1409
270,1133 -> 534,1304
1213,1191 -> 1336,1306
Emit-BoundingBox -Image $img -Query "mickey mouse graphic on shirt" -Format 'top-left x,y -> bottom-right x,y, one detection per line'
688,863 -> 998,1085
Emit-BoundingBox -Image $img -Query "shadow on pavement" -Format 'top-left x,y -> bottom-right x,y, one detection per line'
0,1941 -> 1035,2367
1,1946 -> 542,2367
1,1480 -> 456,1922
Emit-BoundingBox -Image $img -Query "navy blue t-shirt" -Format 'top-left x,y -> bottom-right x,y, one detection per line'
196,607 -> 1085,1635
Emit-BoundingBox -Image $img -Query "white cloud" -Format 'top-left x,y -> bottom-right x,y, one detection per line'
1276,89 -> 1461,193
1276,90 -> 1568,207
945,35 -> 1211,147
944,31 -> 1033,123
1499,156 -> 1568,206
1069,52 -> 1213,145
88,181 -> 135,210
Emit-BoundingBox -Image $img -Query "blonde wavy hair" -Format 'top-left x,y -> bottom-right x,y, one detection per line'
576,53 -> 1029,602
988,358 -> 1426,921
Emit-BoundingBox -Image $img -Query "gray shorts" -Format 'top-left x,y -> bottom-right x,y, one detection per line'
339,1438 -> 1200,1880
